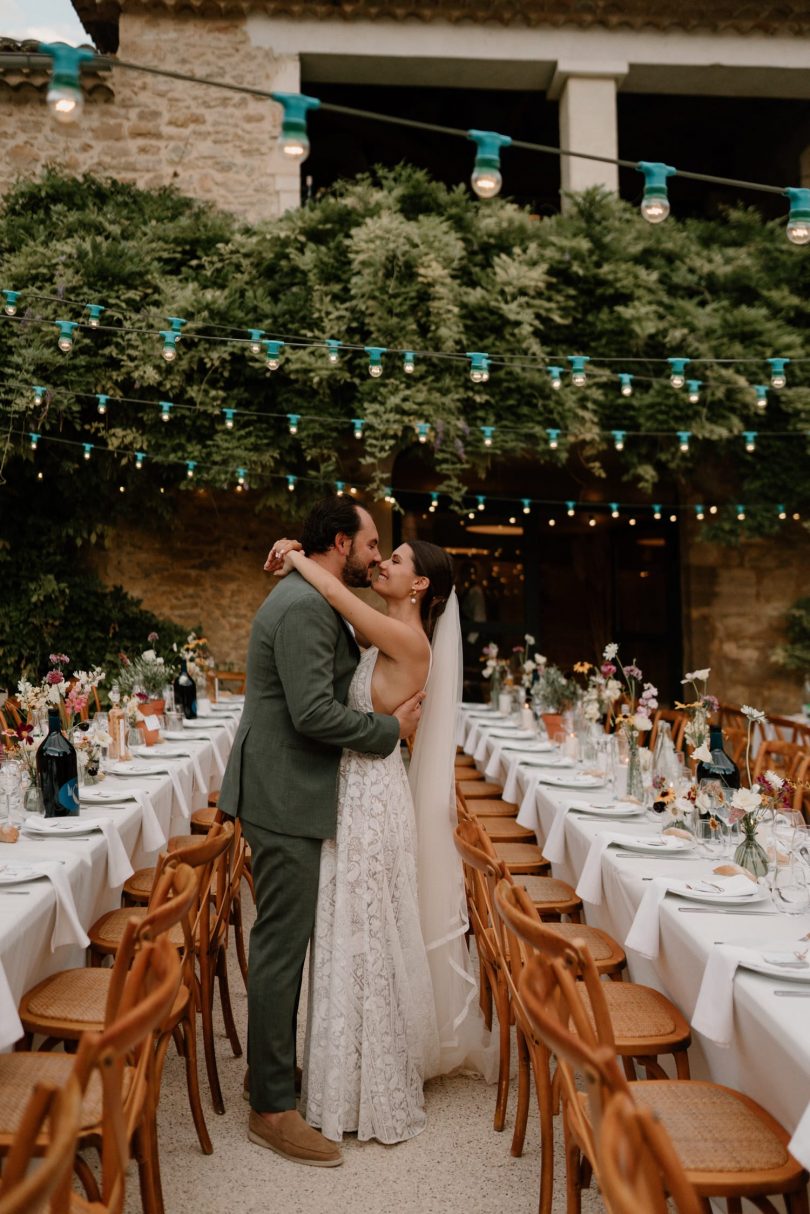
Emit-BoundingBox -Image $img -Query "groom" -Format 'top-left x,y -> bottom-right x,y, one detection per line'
219,495 -> 423,1167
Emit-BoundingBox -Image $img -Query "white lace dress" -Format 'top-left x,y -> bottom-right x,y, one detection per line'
302,646 -> 441,1144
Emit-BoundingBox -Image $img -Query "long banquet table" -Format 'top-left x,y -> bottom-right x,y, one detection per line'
458,705 -> 810,1172
0,701 -> 238,1042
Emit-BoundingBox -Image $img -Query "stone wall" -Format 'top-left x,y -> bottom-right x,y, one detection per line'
0,11 -> 301,222
681,522 -> 808,715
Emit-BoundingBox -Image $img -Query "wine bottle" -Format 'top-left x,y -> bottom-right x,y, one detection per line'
36,709 -> 79,818
174,659 -> 197,720
696,723 -> 740,790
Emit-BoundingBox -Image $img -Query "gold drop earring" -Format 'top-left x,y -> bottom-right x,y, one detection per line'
410,590 -> 417,604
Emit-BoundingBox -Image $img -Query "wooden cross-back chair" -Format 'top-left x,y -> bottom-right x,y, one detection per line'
0,1075 -> 82,1214
598,1090 -> 704,1214
1,934 -> 181,1214
752,739 -> 805,783
769,716 -> 810,747
493,878 -> 692,1214
519,941 -> 809,1214
649,709 -> 687,751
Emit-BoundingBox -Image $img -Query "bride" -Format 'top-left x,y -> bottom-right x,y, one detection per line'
270,535 -> 492,1144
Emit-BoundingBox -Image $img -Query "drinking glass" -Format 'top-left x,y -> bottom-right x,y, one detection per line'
770,863 -> 810,916
696,817 -> 726,859
0,759 -> 22,827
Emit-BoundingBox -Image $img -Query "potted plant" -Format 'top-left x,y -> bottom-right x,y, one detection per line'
116,634 -> 176,717
531,662 -> 577,737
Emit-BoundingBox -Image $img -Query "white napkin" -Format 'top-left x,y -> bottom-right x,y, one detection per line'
35,861 -> 91,951
543,801 -> 577,864
576,833 -> 627,905
94,819 -> 134,887
130,789 -> 167,852
474,731 -> 492,763
626,874 -> 759,961
167,767 -> 190,819
691,945 -> 748,1046
0,960 -> 22,1050
208,742 -> 226,781
485,742 -> 506,780
463,724 -> 481,756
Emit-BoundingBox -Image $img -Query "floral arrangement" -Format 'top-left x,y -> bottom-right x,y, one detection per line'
17,654 -> 105,727
480,642 -> 510,682
601,643 -> 658,733
176,631 -> 214,681
677,668 -> 719,764
1,720 -> 39,782
575,659 -> 622,724
725,705 -> 783,874
117,633 -> 176,699
513,634 -> 545,690
532,662 -> 577,714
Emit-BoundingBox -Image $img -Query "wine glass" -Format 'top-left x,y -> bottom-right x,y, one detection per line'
770,863 -> 810,916
0,759 -> 22,828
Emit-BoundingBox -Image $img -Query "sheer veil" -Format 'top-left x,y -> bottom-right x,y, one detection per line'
408,588 -> 497,1080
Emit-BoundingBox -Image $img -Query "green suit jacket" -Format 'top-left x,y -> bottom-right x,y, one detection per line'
218,571 -> 400,839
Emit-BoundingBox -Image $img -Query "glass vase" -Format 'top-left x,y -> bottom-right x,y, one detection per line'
734,830 -> 769,878
489,670 -> 502,709
626,728 -> 645,802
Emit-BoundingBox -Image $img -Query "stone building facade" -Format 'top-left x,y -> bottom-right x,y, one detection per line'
3,0 -> 809,709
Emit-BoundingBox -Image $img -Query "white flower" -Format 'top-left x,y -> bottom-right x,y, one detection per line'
142,649 -> 156,662
524,633 -> 536,646
741,704 -> 766,724
683,668 -> 711,683
603,642 -> 618,661
632,713 -> 652,731
764,769 -> 784,790
534,653 -> 547,667
731,786 -> 762,813
156,657 -> 164,666
691,742 -> 713,764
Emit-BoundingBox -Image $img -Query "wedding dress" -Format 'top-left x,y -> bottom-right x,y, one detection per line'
302,645 -> 441,1144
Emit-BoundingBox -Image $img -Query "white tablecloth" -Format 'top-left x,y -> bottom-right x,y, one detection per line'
459,707 -> 810,1170
0,701 -> 238,1048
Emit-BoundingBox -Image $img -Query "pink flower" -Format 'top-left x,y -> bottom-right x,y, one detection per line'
728,807 -> 745,824
49,653 -> 69,667
147,631 -> 159,643
46,671 -> 64,685
66,691 -> 88,715
601,663 -> 616,677
623,664 -> 642,681
135,691 -> 148,702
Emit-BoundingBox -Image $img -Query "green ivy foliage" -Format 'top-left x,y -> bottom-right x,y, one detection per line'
1,165 -> 809,681
774,597 -> 810,677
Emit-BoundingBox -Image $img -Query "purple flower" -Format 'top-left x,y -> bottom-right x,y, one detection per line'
45,671 -> 63,685
623,664 -> 642,681
601,662 -> 616,677
147,631 -> 159,643
49,653 -> 69,667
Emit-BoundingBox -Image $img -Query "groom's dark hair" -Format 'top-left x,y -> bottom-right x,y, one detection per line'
300,495 -> 365,555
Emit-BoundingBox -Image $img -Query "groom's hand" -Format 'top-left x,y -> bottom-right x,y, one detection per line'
393,690 -> 425,739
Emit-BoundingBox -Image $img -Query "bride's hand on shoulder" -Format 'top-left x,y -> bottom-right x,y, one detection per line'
263,538 -> 303,575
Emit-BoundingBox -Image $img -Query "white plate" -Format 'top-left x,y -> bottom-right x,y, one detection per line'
184,720 -> 226,729
162,732 -> 208,743
536,773 -> 605,788
24,816 -> 100,836
739,954 -> 810,982
668,880 -> 769,905
103,761 -> 159,776
615,835 -> 695,855
0,865 -> 47,885
80,788 -> 136,804
130,746 -> 191,759
501,740 -> 555,752
488,729 -> 535,740
571,802 -> 645,818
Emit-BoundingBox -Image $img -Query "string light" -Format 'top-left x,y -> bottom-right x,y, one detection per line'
223,408 -> 235,429
96,394 -> 108,415
85,303 -> 104,328
737,504 -> 746,521
669,513 -> 678,523
709,505 -> 718,515
2,290 -> 19,316
30,432 -> 40,450
778,504 -> 787,519
637,161 -> 676,224
547,366 -> 563,390
160,331 -> 178,362
352,417 -> 364,439
610,502 -> 620,518
695,504 -> 705,521
271,91 -> 321,162
743,430 -> 757,452
467,129 -> 511,199
618,373 -> 633,397
668,358 -> 689,389
236,467 -> 246,486
588,516 -> 597,527
429,492 -> 438,512
32,385 -> 45,406
384,487 -> 396,505
522,499 -> 531,514
784,187 -> 810,246
135,451 -> 145,469
335,481 -> 345,496
566,501 -> 576,517
287,475 -> 296,491
264,340 -> 284,371
159,400 -> 172,422
612,430 -> 626,451
568,355 -> 589,386
754,384 -> 768,410
365,346 -> 386,378
403,350 -> 415,374
326,339 -> 341,364
793,511 -> 802,521
687,379 -> 702,404
248,329 -> 265,354
547,428 -> 560,450
467,510 -> 475,520
416,422 -> 430,444
768,358 -> 789,389
186,460 -> 196,479
39,41 -> 93,124
287,413 -> 300,435
481,425 -> 495,447
83,443 -> 92,460
548,517 -> 556,526
467,351 -> 489,384
55,320 -> 77,352
677,431 -> 691,452
476,495 -> 486,512
508,515 -> 516,524
653,504 -> 662,519
167,316 -> 186,336
480,357 -> 490,383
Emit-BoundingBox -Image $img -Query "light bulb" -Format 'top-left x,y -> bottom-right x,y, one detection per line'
470,368 -> 483,384
237,468 -> 246,485
628,517 -> 637,526
248,330 -> 265,355
223,409 -> 235,429
755,386 -> 768,411
744,432 -> 757,452
471,168 -> 502,199
83,444 -> 92,460
670,513 -> 678,523
477,497 -> 485,511
282,134 -> 310,161
162,342 -> 177,363
640,196 -> 670,224
369,364 -> 382,378
160,402 -> 172,421
613,431 -> 625,451
709,505 -> 718,515
737,507 -> 746,521
186,462 -> 195,479
352,419 -> 364,439
522,500 -> 531,515
96,395 -> 107,415
135,453 -> 144,469
671,373 -> 685,389
611,505 -> 620,518
30,433 -> 40,449
468,510 -> 475,520
58,334 -> 73,353
508,515 -> 516,524
653,506 -> 662,519
33,387 -> 44,406
267,356 -> 280,371
288,414 -> 300,435
47,84 -> 83,124
566,504 -> 575,517
787,219 -> 810,246
688,389 -> 699,404
37,471 -> 43,480
778,506 -> 787,520
588,516 -> 596,527
3,291 -> 18,316
403,353 -> 415,374
416,424 -> 429,444
548,517 -> 556,527
794,512 -> 801,521
551,376 -> 561,390
572,371 -> 586,387
621,383 -> 632,397
329,350 -> 339,363
771,372 -> 786,389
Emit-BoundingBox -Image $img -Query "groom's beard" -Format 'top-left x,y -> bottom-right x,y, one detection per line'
343,545 -> 375,588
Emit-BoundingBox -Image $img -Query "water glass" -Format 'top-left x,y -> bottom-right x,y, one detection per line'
165,710 -> 184,731
696,818 -> 726,859
770,863 -> 810,916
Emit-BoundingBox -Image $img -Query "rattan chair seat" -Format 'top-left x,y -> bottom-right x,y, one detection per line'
192,807 -> 216,834
465,798 -> 518,817
477,816 -> 535,842
458,780 -> 504,800
22,967 -> 111,1028
0,1053 -> 132,1146
123,866 -> 156,900
493,842 -> 550,873
90,907 -> 185,951
518,875 -> 581,907
535,919 -> 623,964
586,981 -> 682,1041
454,752 -> 476,767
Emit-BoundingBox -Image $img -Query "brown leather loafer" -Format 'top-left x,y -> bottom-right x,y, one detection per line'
248,1109 -> 342,1167
243,1067 -> 302,1102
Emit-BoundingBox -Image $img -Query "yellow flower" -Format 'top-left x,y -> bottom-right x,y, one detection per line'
573,661 -> 592,674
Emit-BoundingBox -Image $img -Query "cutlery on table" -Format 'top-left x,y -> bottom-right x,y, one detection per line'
677,907 -> 778,916
773,990 -> 810,997
0,890 -> 31,895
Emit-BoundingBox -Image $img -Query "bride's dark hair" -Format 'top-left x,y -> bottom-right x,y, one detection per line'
408,541 -> 454,641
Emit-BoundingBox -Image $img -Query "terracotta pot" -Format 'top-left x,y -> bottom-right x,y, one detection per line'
541,712 -> 564,740
139,699 -> 165,717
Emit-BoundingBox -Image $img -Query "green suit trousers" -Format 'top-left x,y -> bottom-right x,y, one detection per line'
241,818 -> 323,1112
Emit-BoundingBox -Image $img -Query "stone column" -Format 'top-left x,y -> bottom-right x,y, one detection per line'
548,63 -> 627,203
